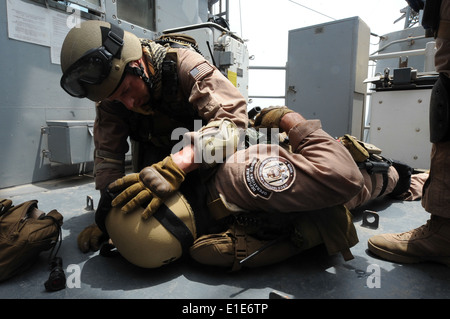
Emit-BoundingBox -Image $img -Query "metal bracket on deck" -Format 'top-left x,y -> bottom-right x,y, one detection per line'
361,210 -> 379,229
85,195 -> 94,211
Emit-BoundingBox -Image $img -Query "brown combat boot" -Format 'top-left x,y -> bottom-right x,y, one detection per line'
368,215 -> 450,266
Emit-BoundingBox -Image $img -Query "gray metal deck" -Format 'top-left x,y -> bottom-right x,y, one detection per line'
0,174 -> 449,300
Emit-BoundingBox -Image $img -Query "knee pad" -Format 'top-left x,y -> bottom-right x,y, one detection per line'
430,73 -> 450,143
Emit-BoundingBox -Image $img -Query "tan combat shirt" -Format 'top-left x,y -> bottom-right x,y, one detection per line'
93,47 -> 248,190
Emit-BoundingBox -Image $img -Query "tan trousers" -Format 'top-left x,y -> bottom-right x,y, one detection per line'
422,0 -> 450,218
422,141 -> 450,217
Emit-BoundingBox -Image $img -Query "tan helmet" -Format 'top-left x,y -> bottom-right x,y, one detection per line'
60,20 -> 142,102
105,192 -> 197,268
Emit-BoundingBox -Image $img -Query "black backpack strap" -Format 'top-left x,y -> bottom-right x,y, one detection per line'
153,203 -> 195,253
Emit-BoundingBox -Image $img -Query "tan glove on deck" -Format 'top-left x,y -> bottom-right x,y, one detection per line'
77,224 -> 108,253
109,156 -> 186,219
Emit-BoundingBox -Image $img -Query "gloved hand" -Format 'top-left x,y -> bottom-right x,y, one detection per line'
253,106 -> 294,130
77,224 -> 108,253
108,155 -> 186,219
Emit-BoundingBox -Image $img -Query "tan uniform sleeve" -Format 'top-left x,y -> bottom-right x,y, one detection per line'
176,49 -> 248,131
213,120 -> 365,213
93,100 -> 130,190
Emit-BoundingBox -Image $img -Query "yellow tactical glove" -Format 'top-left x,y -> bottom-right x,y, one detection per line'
109,156 -> 186,219
77,224 -> 108,253
253,106 -> 294,130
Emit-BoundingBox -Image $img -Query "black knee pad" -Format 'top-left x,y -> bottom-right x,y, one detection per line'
430,73 -> 450,143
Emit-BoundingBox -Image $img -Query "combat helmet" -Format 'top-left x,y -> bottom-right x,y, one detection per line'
60,20 -> 142,102
105,192 -> 197,268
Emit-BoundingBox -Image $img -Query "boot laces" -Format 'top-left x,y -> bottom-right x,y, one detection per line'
398,219 -> 432,240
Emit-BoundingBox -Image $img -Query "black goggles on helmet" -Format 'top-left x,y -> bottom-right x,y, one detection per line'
60,24 -> 124,98
60,47 -> 114,97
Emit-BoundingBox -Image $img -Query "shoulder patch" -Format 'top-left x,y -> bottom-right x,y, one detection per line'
244,156 -> 295,199
189,61 -> 214,81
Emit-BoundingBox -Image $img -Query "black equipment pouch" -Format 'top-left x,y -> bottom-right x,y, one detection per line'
430,73 -> 450,143
357,154 -> 392,175
357,154 -> 392,198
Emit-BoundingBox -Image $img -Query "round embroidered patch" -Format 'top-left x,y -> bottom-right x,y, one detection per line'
244,156 -> 295,199
256,157 -> 295,191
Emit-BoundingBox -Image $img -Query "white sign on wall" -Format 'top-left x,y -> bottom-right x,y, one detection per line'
6,0 -> 85,64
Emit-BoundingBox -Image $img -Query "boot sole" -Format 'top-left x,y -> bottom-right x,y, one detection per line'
368,239 -> 450,267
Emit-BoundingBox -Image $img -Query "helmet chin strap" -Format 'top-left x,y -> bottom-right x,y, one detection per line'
123,62 -> 154,114
125,62 -> 153,92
